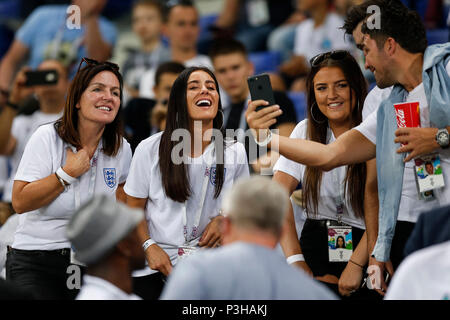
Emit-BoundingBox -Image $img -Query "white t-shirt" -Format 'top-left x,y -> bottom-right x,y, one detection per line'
76,275 -> 142,300
293,13 -> 354,62
3,111 -> 62,202
355,63 -> 450,222
124,132 -> 249,277
385,240 -> 450,300
12,123 -> 132,250
138,54 -> 213,99
273,119 -> 365,229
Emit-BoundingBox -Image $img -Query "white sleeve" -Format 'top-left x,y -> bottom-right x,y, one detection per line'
272,120 -> 307,182
354,109 -> 378,145
362,86 -> 393,121
123,143 -> 151,199
118,140 -> 132,185
14,126 -> 53,182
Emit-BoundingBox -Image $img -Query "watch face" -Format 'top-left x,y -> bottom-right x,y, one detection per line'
438,131 -> 450,145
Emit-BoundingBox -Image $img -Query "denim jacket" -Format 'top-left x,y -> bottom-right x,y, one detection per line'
372,43 -> 450,262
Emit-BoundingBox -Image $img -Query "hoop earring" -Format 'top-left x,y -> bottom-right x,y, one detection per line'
310,102 -> 326,124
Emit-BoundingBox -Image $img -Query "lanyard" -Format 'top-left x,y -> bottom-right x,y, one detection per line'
327,128 -> 345,223
182,142 -> 215,245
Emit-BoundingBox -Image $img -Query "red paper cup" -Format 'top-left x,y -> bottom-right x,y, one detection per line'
394,102 -> 420,128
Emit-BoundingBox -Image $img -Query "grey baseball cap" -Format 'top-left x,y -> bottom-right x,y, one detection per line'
66,195 -> 144,265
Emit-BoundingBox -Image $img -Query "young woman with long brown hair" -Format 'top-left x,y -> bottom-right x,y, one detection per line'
270,51 -> 378,298
125,66 -> 249,300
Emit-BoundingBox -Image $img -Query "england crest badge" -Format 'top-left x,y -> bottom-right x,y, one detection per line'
103,168 -> 116,188
209,167 -> 226,186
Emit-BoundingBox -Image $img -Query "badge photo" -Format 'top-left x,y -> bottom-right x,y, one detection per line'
414,154 -> 445,193
328,226 -> 353,262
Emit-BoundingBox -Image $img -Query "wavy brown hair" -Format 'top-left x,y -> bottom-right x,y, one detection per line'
303,51 -> 367,218
54,62 -> 124,156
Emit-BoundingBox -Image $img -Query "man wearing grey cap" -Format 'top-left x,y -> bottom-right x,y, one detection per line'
160,176 -> 337,300
66,195 -> 145,300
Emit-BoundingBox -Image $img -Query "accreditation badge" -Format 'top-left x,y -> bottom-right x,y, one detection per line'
177,245 -> 198,261
414,153 -> 445,195
327,225 -> 353,262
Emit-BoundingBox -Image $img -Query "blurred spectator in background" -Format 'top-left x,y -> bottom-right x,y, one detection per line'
67,195 -> 145,300
123,61 -> 185,152
267,0 -> 307,63
278,0 -> 354,92
385,240 -> 450,300
122,0 -> 170,99
203,0 -> 295,53
0,59 -> 69,223
334,0 -> 365,16
209,38 -> 297,174
0,0 -> 117,106
139,0 -> 212,98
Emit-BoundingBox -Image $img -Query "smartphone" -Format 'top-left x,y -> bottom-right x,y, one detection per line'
25,69 -> 58,86
362,271 -> 390,289
247,73 -> 276,111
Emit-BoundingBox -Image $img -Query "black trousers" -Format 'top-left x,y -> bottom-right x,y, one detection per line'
5,247 -> 80,300
300,219 -> 365,278
132,272 -> 166,300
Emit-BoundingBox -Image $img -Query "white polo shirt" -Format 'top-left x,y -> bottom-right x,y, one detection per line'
12,123 -> 132,251
3,111 -> 62,202
124,132 -> 249,277
385,240 -> 450,300
273,119 -> 365,230
355,64 -> 450,222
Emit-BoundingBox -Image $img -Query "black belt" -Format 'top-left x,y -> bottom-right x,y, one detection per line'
7,246 -> 71,256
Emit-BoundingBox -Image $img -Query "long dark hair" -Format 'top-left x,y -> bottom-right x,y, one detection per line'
159,66 -> 225,202
54,62 -> 124,156
303,51 -> 367,218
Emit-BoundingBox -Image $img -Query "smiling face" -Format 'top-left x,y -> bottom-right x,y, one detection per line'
353,22 -> 393,89
313,66 -> 355,126
76,71 -> 121,126
186,70 -> 219,125
425,163 -> 434,175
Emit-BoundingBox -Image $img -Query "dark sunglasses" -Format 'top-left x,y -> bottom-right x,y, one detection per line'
309,50 -> 349,67
77,57 -> 120,73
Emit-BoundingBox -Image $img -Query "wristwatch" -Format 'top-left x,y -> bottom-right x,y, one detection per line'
436,128 -> 450,149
